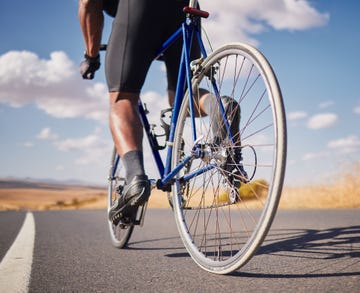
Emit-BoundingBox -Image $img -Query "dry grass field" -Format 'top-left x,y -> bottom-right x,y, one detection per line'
280,162 -> 360,209
0,183 -> 107,211
1,162 -> 359,211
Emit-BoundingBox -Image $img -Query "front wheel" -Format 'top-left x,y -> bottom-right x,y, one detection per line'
107,147 -> 134,248
172,43 -> 287,274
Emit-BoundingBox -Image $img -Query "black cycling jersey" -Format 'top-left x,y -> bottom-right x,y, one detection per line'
105,0 -> 200,93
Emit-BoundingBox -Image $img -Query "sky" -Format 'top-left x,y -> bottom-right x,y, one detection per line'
0,0 -> 359,186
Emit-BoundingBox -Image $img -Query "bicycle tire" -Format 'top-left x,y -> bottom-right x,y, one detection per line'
107,147 -> 134,248
172,43 -> 287,274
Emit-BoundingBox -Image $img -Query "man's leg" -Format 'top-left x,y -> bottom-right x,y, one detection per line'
168,90 -> 240,143
199,94 -> 241,145
108,92 -> 150,225
200,93 -> 248,185
109,92 -> 145,182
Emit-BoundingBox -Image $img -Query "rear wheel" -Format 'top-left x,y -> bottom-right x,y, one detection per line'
172,43 -> 287,274
107,147 -> 134,248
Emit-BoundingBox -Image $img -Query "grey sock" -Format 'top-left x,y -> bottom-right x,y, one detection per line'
122,150 -> 145,183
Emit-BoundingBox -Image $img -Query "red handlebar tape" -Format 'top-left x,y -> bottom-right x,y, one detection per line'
183,6 -> 209,18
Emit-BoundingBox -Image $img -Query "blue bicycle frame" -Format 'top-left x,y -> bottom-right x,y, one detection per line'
113,6 -> 230,192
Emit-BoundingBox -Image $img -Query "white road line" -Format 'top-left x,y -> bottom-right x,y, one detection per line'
0,212 -> 35,293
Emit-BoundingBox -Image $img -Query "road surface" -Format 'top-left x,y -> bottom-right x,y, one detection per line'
0,209 -> 359,292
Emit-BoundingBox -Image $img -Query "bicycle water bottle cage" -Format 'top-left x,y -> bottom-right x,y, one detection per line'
148,108 -> 172,151
160,108 -> 172,142
149,124 -> 166,150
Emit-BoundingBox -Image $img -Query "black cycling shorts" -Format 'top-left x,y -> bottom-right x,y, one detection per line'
103,0 -> 118,17
105,0 -> 200,93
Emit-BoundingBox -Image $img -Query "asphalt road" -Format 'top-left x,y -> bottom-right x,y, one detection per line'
0,209 -> 359,292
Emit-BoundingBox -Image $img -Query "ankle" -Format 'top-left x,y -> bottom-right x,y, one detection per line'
122,150 -> 146,183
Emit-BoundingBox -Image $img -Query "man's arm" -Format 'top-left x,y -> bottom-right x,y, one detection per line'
79,0 -> 103,57
78,0 -> 103,79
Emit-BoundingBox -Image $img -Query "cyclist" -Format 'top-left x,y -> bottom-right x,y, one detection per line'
79,0 -> 243,225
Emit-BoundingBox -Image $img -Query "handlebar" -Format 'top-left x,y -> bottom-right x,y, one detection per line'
189,0 -> 198,8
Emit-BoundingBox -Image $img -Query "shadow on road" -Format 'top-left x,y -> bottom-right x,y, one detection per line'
232,225 -> 360,278
126,236 -> 184,251
125,224 -> 360,278
260,225 -> 360,259
159,225 -> 360,278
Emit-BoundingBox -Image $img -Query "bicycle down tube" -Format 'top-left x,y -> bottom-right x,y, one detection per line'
140,6 -> 213,190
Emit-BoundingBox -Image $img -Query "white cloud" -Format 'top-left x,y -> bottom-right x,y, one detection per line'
55,165 -> 65,172
201,0 -> 329,47
37,127 -> 58,140
307,113 -> 338,129
319,100 -> 334,109
328,135 -> 360,153
301,135 -> 360,164
302,151 -> 330,161
0,51 -> 73,88
54,128 -> 112,165
23,142 -> 34,148
0,50 -> 108,122
354,106 -> 360,114
288,111 -> 307,120
287,159 -> 296,166
55,135 -> 103,152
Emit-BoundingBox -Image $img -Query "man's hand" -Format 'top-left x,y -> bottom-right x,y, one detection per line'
80,53 -> 100,80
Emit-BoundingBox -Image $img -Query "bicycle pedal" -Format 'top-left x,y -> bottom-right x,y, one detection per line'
136,201 -> 148,227
124,201 -> 148,227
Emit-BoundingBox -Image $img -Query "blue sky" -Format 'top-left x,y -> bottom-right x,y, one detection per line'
1,0 -> 359,186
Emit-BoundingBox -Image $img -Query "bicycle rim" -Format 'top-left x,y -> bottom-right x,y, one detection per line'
107,147 -> 134,248
172,43 -> 287,274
